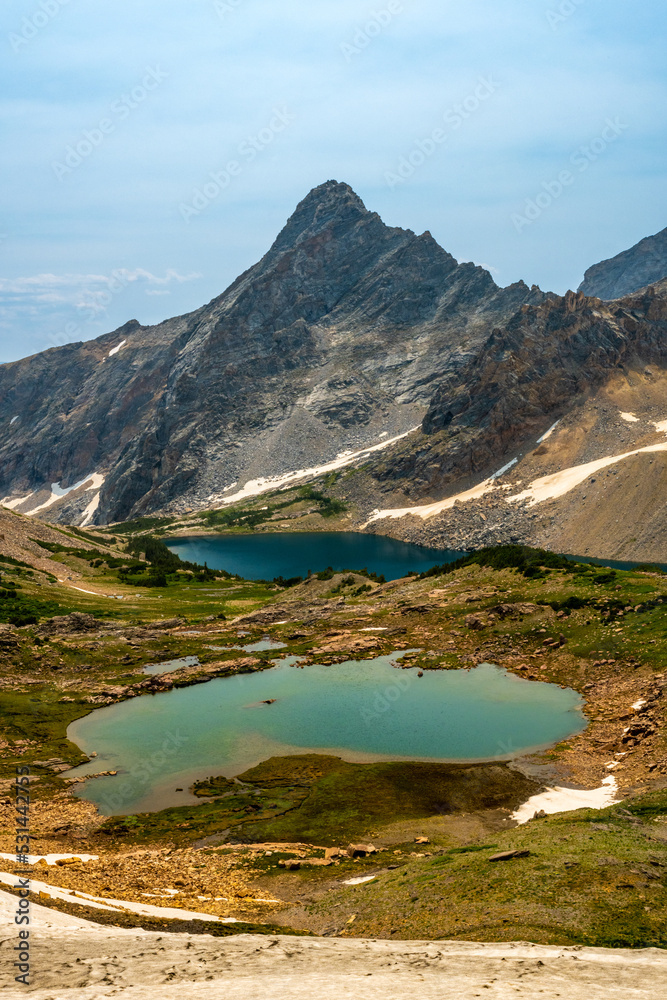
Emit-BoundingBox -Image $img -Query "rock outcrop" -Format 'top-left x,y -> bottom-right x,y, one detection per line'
579,226 -> 667,299
372,282 -> 667,499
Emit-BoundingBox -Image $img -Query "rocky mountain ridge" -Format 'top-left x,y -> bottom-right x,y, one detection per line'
579,225 -> 667,299
361,281 -> 667,561
372,282 -> 667,498
0,181 -> 542,525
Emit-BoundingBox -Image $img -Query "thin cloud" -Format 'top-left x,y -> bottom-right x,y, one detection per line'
0,269 -> 201,312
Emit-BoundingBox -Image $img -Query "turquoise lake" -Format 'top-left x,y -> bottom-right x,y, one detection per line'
166,532 -> 466,582
67,658 -> 585,816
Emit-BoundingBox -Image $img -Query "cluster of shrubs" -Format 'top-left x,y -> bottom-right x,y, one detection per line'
201,485 -> 348,532
122,536 -> 230,587
0,592 -> 63,626
33,538 -> 141,573
420,545 -> 586,581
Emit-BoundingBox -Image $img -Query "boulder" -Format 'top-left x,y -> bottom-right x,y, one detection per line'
347,843 -> 377,858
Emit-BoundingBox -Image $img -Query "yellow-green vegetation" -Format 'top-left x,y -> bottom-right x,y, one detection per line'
294,790 -> 667,948
101,475 -> 351,538
1,530 -> 666,948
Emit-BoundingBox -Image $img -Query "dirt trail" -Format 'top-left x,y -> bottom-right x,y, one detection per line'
3,891 -> 667,999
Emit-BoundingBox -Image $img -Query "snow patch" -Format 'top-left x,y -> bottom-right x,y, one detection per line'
620,412 -> 639,423
653,419 -> 667,435
537,420 -> 560,444
343,875 -> 377,886
24,473 -> 105,517
1,492 -> 34,510
10,416 -> 18,425
367,478 -> 496,524
80,489 -> 103,527
108,339 -> 127,357
214,428 -> 419,507
0,871 -> 239,922
490,457 -> 518,480
507,443 -> 667,507
632,699 -> 646,711
511,776 -> 618,824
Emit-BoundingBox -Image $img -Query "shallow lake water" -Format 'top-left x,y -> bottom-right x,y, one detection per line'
166,532 -> 466,582
68,658 -> 584,815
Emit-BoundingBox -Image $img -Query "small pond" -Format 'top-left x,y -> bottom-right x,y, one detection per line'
67,658 -> 584,815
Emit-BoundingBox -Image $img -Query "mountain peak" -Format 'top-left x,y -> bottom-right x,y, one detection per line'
267,180 -> 370,256
299,179 -> 367,212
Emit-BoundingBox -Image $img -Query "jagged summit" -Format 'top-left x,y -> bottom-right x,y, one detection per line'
266,180 -> 375,259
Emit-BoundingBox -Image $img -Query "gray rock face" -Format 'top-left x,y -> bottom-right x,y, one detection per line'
0,181 -> 542,524
372,282 -> 667,498
579,226 -> 667,299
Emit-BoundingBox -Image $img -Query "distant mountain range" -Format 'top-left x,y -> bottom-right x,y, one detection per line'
1,183 -> 665,560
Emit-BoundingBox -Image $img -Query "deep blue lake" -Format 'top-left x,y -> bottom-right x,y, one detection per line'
166,532 -> 466,582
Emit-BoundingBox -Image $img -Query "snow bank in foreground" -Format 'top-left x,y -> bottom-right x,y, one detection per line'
511,776 -> 618,825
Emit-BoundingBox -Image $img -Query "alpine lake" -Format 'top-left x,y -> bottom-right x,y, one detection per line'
65,533 -> 586,818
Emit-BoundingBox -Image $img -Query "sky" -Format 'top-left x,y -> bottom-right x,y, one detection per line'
0,0 -> 666,363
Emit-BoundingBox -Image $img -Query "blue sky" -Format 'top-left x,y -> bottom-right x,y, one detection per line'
1,0 -> 665,362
